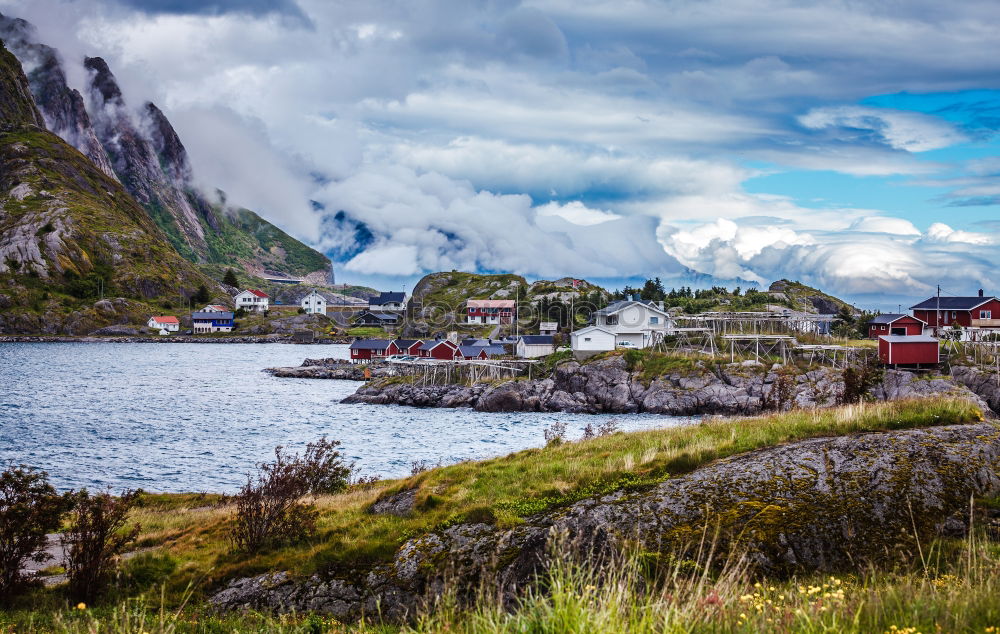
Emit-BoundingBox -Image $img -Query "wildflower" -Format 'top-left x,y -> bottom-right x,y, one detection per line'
75,603 -> 86,610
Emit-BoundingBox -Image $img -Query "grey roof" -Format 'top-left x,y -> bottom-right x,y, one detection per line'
371,291 -> 405,305
393,339 -> 420,349
420,340 -> 456,351
594,300 -> 665,317
519,335 -> 554,345
878,335 -> 938,343
910,296 -> 994,310
483,344 -> 507,355
354,311 -> 398,322
191,311 -> 234,320
350,339 -> 393,350
868,314 -> 910,325
459,346 -> 486,357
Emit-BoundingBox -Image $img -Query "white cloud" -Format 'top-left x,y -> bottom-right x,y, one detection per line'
535,201 -> 620,225
799,105 -> 967,152
924,222 -> 995,245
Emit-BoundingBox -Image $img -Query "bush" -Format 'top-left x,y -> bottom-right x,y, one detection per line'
231,438 -> 351,553
62,489 -> 141,602
192,285 -> 211,305
841,353 -> 884,404
0,464 -> 75,601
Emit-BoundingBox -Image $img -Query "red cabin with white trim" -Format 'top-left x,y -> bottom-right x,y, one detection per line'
866,314 -> 925,339
878,335 -> 939,367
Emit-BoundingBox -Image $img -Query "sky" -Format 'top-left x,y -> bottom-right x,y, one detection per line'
2,0 -> 1000,307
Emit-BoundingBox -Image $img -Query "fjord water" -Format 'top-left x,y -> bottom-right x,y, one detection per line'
0,343 -> 690,492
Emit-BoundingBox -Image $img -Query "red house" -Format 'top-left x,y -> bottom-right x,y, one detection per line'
458,345 -> 489,360
878,335 -> 939,367
866,314 -> 925,339
910,291 -> 1000,330
349,339 -> 393,363
466,300 -> 516,325
418,340 -> 460,360
390,339 -> 424,356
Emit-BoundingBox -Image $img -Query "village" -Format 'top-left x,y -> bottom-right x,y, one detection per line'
145,281 -> 1000,372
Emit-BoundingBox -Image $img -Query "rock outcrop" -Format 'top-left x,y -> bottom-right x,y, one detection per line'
211,423 -> 1000,622
266,359 -> 399,380
343,357 -> 986,416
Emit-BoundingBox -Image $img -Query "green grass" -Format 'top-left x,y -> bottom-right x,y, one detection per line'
347,327 -> 391,338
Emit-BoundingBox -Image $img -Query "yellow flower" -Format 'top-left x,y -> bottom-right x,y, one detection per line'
75,602 -> 87,610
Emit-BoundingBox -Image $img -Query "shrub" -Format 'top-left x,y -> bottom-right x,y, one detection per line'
543,421 -> 568,446
234,307 -> 248,318
841,353 -> 884,404
62,489 -> 141,602
0,464 -> 75,601
230,438 -> 352,553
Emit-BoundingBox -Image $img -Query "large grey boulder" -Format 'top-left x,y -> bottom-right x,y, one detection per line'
211,422 -> 1000,622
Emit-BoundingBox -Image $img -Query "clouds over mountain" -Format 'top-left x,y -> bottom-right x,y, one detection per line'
3,0 -> 1000,297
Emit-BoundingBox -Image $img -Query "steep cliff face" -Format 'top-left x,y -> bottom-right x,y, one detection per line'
0,11 -> 332,280
0,41 -> 216,333
0,14 -> 116,179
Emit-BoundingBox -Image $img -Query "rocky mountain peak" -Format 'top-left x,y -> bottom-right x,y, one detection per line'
83,56 -> 124,106
0,40 -> 45,127
144,101 -> 192,183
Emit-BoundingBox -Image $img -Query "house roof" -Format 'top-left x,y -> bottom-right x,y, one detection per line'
371,291 -> 406,305
519,335 -> 554,345
867,314 -> 922,325
202,305 -> 227,312
355,311 -> 398,321
300,290 -> 326,300
349,339 -> 393,350
483,344 -> 507,355
595,300 -> 668,317
393,339 -> 420,350
910,296 -> 994,310
572,326 -> 616,336
241,289 -> 269,298
459,346 -> 487,357
879,335 -> 938,343
467,299 -> 516,308
191,311 -> 234,320
420,340 -> 457,351
150,316 -> 179,324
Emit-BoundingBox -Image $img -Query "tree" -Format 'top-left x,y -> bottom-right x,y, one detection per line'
192,285 -> 211,305
222,268 -> 239,287
0,465 -> 75,600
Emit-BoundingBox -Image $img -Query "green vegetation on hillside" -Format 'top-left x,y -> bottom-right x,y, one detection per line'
0,398 -> 993,632
200,208 -> 330,278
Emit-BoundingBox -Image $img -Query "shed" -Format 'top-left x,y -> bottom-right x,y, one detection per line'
866,314 -> 925,338
571,326 -> 616,351
878,335 -> 939,367
516,335 -> 555,358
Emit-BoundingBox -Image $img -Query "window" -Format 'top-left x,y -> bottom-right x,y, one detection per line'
981,310 -> 992,319
584,337 -> 591,342
649,317 -> 659,325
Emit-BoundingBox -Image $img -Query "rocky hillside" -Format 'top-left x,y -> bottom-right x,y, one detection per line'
769,279 -> 858,315
0,41 -> 217,333
0,12 -> 330,281
211,406 -> 999,621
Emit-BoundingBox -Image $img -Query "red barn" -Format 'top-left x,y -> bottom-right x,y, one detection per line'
866,314 -> 925,339
910,291 -> 1000,330
878,335 -> 939,367
349,339 -> 393,363
418,340 -> 460,360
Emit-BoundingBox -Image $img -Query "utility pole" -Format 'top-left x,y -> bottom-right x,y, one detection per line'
936,284 -> 941,337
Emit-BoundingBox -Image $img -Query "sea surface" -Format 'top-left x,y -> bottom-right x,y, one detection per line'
0,342 -> 693,492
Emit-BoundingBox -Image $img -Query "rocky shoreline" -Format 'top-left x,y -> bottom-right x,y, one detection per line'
342,355 -> 995,416
266,359 -> 397,380
211,422 -> 1000,621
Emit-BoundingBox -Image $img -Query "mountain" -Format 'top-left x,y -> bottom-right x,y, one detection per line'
0,13 -> 331,282
0,41 -> 218,334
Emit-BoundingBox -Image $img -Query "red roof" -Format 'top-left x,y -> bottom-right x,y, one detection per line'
151,316 -> 179,324
246,289 -> 269,298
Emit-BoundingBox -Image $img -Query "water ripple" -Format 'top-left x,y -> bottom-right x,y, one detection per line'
0,342 -> 693,492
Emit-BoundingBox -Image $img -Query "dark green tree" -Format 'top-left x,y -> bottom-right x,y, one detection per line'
222,268 -> 239,287
192,285 -> 211,305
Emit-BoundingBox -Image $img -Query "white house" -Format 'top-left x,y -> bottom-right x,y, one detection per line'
300,290 -> 327,315
234,289 -> 269,313
516,335 -> 555,358
539,321 -> 558,335
369,291 -> 406,312
147,316 -> 179,333
571,300 -> 673,351
571,326 -> 616,351
201,304 -> 228,313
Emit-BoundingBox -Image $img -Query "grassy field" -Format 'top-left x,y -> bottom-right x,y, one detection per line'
1,397 -> 995,632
